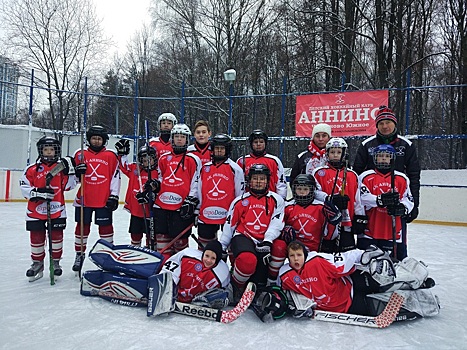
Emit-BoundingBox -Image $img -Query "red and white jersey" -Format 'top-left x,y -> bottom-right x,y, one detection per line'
197,159 -> 245,225
118,155 -> 159,218
73,147 -> 120,208
220,191 -> 285,248
358,169 -> 414,241
149,137 -> 172,159
187,143 -> 212,166
155,152 -> 201,210
20,161 -> 76,221
279,249 -> 364,313
237,153 -> 287,199
305,154 -> 327,175
161,247 -> 230,303
312,165 -> 365,222
284,200 -> 339,252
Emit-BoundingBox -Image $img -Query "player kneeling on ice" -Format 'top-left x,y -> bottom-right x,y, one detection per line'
161,240 -> 231,308
252,241 -> 439,323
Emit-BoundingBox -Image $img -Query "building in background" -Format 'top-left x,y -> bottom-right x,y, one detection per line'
0,56 -> 19,123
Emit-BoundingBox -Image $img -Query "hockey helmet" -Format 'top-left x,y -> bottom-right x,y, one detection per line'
248,130 -> 268,156
157,113 -> 178,134
171,123 -> 191,154
36,136 -> 61,164
211,133 -> 232,163
325,137 -> 348,169
292,174 -> 316,206
137,145 -> 157,170
372,144 -> 396,171
86,125 -> 109,152
248,163 -> 271,195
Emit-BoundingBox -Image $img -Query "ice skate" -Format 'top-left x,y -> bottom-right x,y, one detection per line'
26,261 -> 44,282
72,253 -> 85,276
53,259 -> 62,277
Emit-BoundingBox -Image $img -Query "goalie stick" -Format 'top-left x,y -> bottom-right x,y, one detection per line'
312,292 -> 405,328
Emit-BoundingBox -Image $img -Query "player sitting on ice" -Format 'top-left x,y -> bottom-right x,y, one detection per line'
252,241 -> 439,322
161,240 -> 231,308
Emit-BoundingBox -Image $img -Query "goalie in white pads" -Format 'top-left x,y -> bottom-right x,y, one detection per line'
253,241 -> 439,321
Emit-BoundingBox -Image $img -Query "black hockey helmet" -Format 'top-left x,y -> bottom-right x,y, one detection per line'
254,286 -> 289,320
248,164 -> 271,195
36,136 -> 61,164
86,125 -> 109,152
211,133 -> 232,163
292,174 -> 316,206
248,129 -> 268,156
137,145 -> 157,170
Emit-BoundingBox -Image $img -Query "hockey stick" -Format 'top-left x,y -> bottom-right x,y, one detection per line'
390,157 -> 398,260
313,292 -> 404,328
159,223 -> 195,254
144,120 -> 155,250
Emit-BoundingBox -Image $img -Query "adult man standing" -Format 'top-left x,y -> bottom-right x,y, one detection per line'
353,106 -> 420,260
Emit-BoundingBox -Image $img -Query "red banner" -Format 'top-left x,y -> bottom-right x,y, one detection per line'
295,90 -> 389,137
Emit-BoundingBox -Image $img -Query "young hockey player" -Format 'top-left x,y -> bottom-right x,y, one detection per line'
154,123 -> 201,259
20,136 -> 76,281
237,130 -> 287,199
311,137 -> 364,252
267,174 -> 342,280
114,139 -> 160,247
149,112 -> 178,158
196,133 -> 244,248
357,144 -> 414,258
161,240 -> 230,307
187,120 -> 212,166
72,125 -> 121,272
220,164 -> 285,299
289,123 -> 331,185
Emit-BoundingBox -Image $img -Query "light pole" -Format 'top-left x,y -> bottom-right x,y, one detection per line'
223,68 -> 236,135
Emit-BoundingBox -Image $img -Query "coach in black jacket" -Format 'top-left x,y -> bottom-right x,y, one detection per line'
353,106 -> 421,259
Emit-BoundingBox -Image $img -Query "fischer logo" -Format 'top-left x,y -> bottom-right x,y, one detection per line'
202,206 -> 227,220
159,192 -> 183,205
179,304 -> 219,320
314,311 -> 376,324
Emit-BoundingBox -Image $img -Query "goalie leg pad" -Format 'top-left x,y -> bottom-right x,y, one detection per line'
147,272 -> 175,317
88,239 -> 164,278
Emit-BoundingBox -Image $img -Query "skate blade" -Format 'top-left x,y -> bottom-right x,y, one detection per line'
28,271 -> 44,282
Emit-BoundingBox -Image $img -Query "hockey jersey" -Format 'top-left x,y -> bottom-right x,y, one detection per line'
284,200 -> 339,252
149,137 -> 172,159
197,159 -> 245,225
358,169 -> 414,241
187,143 -> 212,166
118,155 -> 159,218
161,247 -> 230,303
155,152 -> 201,210
279,250 -> 364,313
20,162 -> 76,221
73,147 -> 120,208
220,191 -> 285,248
237,153 -> 287,199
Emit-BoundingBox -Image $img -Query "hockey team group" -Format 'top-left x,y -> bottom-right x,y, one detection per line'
18,105 -> 440,325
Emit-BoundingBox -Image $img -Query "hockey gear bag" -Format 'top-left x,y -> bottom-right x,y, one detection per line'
88,239 -> 164,279
81,269 -> 149,308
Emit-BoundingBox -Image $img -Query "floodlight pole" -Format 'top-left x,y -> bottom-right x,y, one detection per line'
223,69 -> 236,136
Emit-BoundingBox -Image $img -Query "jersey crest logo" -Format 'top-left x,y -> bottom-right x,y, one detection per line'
241,199 -> 249,206
38,165 -> 45,172
317,169 -> 326,177
167,155 -> 173,161
293,275 -> 302,284
194,263 -> 203,271
204,166 -> 211,173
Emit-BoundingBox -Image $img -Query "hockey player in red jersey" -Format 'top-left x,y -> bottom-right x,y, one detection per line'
72,125 -> 121,272
20,136 -> 76,281
114,140 -> 160,247
237,130 -> 287,199
187,120 -> 212,166
312,137 -> 364,252
357,144 -> 414,257
154,123 -> 201,259
161,240 -> 230,306
267,174 -> 342,281
220,164 -> 285,299
196,133 -> 245,248
149,112 -> 178,158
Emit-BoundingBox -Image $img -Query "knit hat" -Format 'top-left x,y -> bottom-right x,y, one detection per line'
375,106 -> 397,126
203,240 -> 223,265
311,123 -> 332,138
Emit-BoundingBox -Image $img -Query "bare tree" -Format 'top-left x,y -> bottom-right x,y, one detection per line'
1,0 -> 108,132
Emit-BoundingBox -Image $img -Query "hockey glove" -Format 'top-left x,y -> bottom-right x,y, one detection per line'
105,195 -> 119,211
387,203 -> 407,217
30,187 -> 54,202
330,194 -> 350,210
180,196 -> 200,220
377,192 -> 400,207
359,245 -> 396,286
59,156 -> 76,176
192,288 -> 229,309
323,200 -> 342,226
406,207 -> 419,223
256,241 -> 272,265
115,139 -> 130,156
144,178 -> 161,194
221,250 -> 228,262
351,214 -> 369,234
280,225 -> 296,244
75,163 -> 87,176
135,190 -> 155,204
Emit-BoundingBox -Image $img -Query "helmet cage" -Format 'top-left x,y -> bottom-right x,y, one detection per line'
292,174 -> 316,206
138,146 -> 157,170
248,164 -> 271,195
325,138 -> 348,168
37,137 -> 61,164
372,144 -> 396,170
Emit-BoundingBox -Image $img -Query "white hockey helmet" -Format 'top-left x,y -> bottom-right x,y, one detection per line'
157,113 -> 178,132
171,123 -> 191,154
325,137 -> 348,168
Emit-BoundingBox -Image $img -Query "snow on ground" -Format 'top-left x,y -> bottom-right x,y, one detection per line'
1,170 -> 467,350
